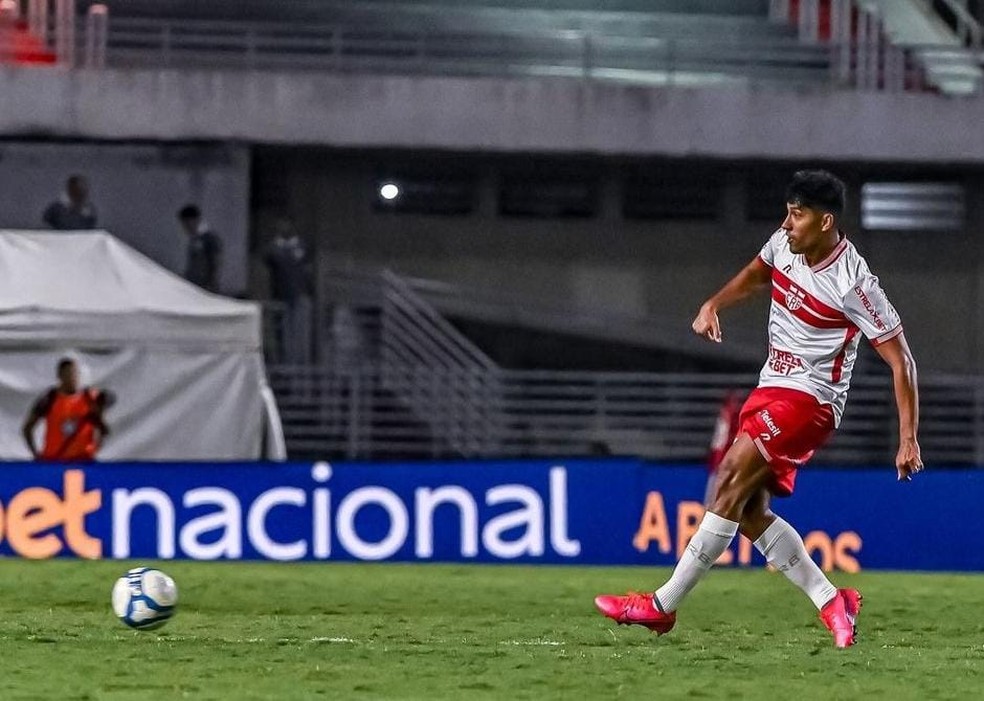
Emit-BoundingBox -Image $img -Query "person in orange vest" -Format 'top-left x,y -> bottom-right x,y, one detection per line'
22,357 -> 116,462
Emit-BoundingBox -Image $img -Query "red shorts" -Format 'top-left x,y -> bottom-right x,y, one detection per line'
738,387 -> 835,497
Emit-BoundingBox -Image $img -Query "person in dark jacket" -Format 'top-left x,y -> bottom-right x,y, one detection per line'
42,175 -> 98,230
178,204 -> 222,293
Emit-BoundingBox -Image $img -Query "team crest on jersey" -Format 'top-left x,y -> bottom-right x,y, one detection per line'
785,285 -> 806,311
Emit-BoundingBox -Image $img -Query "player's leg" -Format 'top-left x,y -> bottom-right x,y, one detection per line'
739,489 -> 837,610
740,489 -> 861,648
652,434 -> 772,611
594,434 -> 772,632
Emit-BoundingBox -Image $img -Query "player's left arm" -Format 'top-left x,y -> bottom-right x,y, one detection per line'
87,388 -> 116,438
873,332 -> 923,482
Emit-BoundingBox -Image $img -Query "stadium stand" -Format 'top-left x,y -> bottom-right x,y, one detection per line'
63,0 -> 984,94
81,0 -> 834,88
84,0 -> 773,22
4,0 -> 983,465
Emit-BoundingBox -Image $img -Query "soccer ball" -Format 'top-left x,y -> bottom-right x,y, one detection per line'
111,567 -> 178,630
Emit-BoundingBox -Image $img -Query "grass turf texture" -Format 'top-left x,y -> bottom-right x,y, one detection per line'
0,561 -> 981,700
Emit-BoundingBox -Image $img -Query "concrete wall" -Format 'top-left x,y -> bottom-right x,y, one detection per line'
3,67 -> 984,162
0,142 -> 250,295
262,152 -> 984,374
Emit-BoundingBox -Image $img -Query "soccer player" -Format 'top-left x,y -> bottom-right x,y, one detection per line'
595,170 -> 923,648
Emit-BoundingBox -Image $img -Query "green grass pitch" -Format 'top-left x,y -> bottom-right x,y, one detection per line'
1,560 -> 982,700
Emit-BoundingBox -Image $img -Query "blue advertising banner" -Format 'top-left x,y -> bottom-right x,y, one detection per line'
0,460 -> 972,571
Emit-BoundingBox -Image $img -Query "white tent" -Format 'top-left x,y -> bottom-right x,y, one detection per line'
0,230 -> 285,460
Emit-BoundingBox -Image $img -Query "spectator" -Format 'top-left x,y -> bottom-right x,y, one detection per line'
22,357 -> 116,462
263,217 -> 313,364
178,204 -> 222,293
42,175 -> 98,230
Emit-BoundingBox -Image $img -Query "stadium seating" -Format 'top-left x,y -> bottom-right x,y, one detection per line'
0,18 -> 56,65
88,0 -> 771,22
97,0 -> 832,88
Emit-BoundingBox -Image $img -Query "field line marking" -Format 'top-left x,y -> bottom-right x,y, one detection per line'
310,636 -> 358,643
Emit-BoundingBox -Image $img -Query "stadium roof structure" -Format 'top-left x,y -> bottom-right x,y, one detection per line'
0,230 -> 258,350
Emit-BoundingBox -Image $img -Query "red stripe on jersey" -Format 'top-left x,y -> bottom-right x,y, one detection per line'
772,269 -> 848,321
831,326 -> 860,383
770,287 -> 855,329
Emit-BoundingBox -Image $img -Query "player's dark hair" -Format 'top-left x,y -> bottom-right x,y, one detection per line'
785,170 -> 846,218
56,357 -> 76,374
178,204 -> 201,220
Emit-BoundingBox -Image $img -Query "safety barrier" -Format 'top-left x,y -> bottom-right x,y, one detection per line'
0,460 -> 973,571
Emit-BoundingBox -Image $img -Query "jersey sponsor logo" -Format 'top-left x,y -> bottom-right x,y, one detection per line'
853,285 -> 887,331
767,344 -> 804,376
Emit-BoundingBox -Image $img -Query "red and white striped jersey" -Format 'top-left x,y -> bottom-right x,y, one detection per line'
756,229 -> 902,425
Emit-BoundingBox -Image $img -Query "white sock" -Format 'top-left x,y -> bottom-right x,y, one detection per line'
654,511 -> 738,613
754,517 -> 838,610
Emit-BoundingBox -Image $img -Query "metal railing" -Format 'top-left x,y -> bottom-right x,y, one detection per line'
379,270 -> 503,457
930,0 -> 983,49
91,17 -> 833,87
380,270 -> 496,374
79,14 -> 967,93
263,268 -> 504,457
267,364 -> 984,466
771,0 -> 984,95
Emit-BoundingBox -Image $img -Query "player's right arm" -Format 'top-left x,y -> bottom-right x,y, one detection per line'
691,256 -> 772,343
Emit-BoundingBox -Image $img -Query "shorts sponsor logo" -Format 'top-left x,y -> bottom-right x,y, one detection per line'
759,410 -> 781,437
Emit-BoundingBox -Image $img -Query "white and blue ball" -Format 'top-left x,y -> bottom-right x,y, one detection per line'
111,567 -> 178,630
